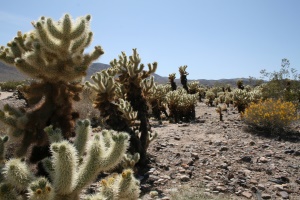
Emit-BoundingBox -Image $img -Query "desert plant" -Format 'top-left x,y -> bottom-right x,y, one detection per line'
87,49 -> 157,165
260,58 -> 300,102
0,120 -> 140,200
179,65 -> 189,92
166,88 -> 198,123
0,14 -> 103,161
146,83 -> 170,121
236,79 -> 244,90
0,80 -> 27,91
168,73 -> 177,91
205,90 -> 215,107
232,89 -> 251,113
243,98 -> 299,133
188,81 -> 199,94
198,87 -> 206,102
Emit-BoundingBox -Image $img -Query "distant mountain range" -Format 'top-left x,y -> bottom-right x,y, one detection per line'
0,62 -> 252,86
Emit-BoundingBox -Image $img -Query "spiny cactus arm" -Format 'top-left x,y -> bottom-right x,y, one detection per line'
141,62 -> 157,79
79,46 -> 104,70
169,73 -> 176,80
41,158 -> 55,181
179,65 -> 189,75
117,99 -> 137,124
75,131 -> 129,192
129,48 -> 142,71
117,169 -> 141,200
98,178 -> 118,199
44,125 -> 63,143
50,141 -> 78,194
0,136 -> 8,163
148,131 -> 157,144
74,119 -> 90,156
2,158 -> 34,191
0,109 -> 19,128
0,183 -> 21,200
141,76 -> 155,95
27,177 -> 52,200
121,153 -> 140,169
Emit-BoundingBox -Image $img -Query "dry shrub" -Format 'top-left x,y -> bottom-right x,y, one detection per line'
243,98 -> 299,133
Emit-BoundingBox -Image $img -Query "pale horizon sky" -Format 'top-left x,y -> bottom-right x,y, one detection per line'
1,0 -> 300,80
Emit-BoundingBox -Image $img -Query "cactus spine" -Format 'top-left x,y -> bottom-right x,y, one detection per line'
0,14 -> 103,162
0,120 -> 140,200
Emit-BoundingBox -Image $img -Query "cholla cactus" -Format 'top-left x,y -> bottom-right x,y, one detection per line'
0,136 -> 8,182
198,87 -> 206,102
249,87 -> 263,103
205,90 -> 216,106
0,120 -> 140,200
87,49 -> 157,166
168,73 -> 177,91
166,88 -> 198,123
0,14 -> 103,161
188,81 -> 199,94
85,70 -> 135,131
146,83 -> 170,121
179,65 -> 189,92
236,79 -> 244,90
233,89 -> 251,113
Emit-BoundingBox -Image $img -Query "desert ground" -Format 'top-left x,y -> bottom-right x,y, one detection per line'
0,92 -> 299,200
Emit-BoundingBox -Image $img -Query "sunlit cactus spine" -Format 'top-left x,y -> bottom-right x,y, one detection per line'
85,70 -> 135,132
0,136 -> 9,182
0,14 -> 103,163
109,48 -> 157,165
0,119 -> 140,200
232,89 -> 251,113
166,88 -> 198,123
168,73 -> 177,91
179,65 -> 189,92
146,83 -> 170,122
205,90 -> 216,107
198,87 -> 206,102
188,81 -> 200,94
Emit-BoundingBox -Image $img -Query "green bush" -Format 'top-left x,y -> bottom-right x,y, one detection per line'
0,80 -> 27,91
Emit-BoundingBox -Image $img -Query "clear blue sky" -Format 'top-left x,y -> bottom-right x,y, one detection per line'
1,0 -> 300,80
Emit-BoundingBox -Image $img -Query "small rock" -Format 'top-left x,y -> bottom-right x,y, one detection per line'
241,191 -> 252,199
259,157 -> 268,163
204,176 -> 213,181
277,191 -> 289,199
179,175 -> 190,182
261,193 -> 272,199
191,152 -> 199,159
257,184 -> 266,190
220,146 -> 229,151
241,156 -> 252,163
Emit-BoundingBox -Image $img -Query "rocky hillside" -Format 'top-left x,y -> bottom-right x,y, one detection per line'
0,61 -> 253,86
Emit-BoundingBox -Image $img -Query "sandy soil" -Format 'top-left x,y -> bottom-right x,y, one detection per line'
0,91 -> 14,100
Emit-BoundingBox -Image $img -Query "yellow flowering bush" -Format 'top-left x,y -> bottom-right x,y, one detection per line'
243,98 -> 299,133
